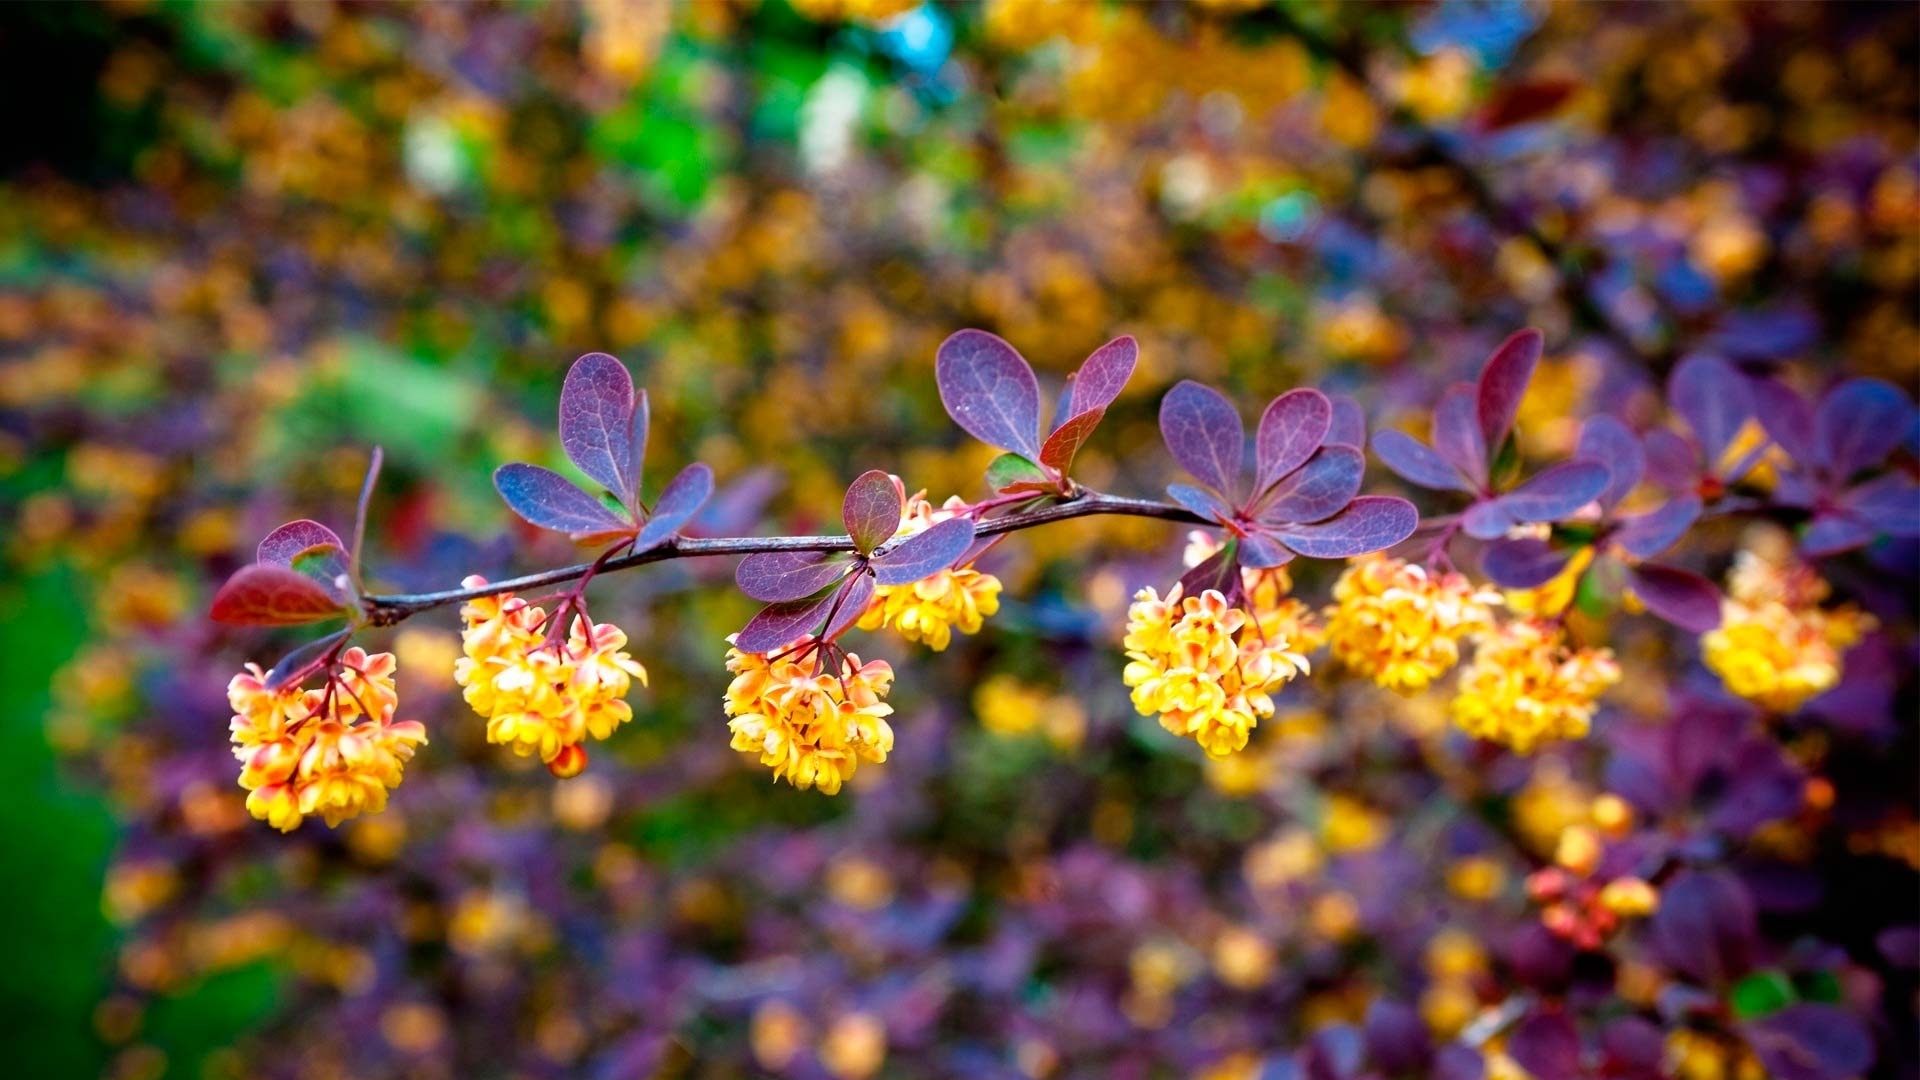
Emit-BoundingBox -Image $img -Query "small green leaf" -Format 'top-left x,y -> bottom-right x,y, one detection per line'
986,453 -> 1049,493
1730,970 -> 1797,1020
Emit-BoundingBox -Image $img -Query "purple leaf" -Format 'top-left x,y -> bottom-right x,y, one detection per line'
1482,537 -> 1572,588
1239,530 -> 1296,570
1257,445 -> 1363,525
842,470 -> 903,555
1800,512 -> 1877,557
1362,1000 -> 1431,1075
1327,394 -> 1366,448
1500,460 -> 1609,523
209,563 -> 350,626
636,462 -> 714,549
1599,1017 -> 1665,1078
1057,335 -> 1136,425
259,519 -> 345,565
494,463 -> 633,538
1669,353 -> 1751,464
1254,388 -> 1332,495
1506,1010 -> 1581,1080
1816,377 -> 1912,478
1642,428 -> 1701,490
1578,415 -> 1646,510
1434,1046 -> 1487,1080
1746,1005 -> 1875,1080
822,572 -> 876,640
735,592 -> 837,654
1477,328 -> 1544,450
1751,377 -> 1814,462
1653,869 -> 1756,985
936,329 -> 1042,460
1841,473 -> 1920,536
1372,429 -> 1472,492
736,551 -> 852,602
1614,495 -> 1701,559
560,352 -> 641,507
1273,496 -> 1419,558
1159,380 -> 1245,499
1433,384 -> 1489,487
1178,544 -> 1242,602
1628,563 -> 1721,632
265,628 -> 352,690
872,517 -> 977,585
1039,408 -> 1105,475
1166,482 -> 1235,524
1461,498 -> 1517,539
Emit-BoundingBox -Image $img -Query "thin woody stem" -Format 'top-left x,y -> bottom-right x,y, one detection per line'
360,493 -> 1209,626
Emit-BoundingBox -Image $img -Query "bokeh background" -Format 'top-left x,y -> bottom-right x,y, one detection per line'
2,2 -> 1916,1078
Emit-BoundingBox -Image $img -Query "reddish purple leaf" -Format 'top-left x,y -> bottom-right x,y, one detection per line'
1254,389 -> 1332,495
1239,531 -> 1295,570
265,628 -> 351,690
1614,495 -> 1701,559
1500,459 -> 1609,523
1462,498 -> 1517,539
560,352 -> 641,507
259,519 -> 345,566
1057,335 -> 1137,424
1801,512 -> 1877,557
1373,429 -> 1472,492
842,470 -> 903,555
1629,563 -> 1721,632
1653,869 -> 1756,984
1599,1018 -> 1665,1078
1841,473 -> 1920,536
1327,394 -> 1366,448
1506,1010 -> 1582,1080
1751,376 -> 1813,463
1816,377 -> 1912,479
1362,1000 -> 1431,1075
1165,482 -> 1234,525
735,592 -> 836,654
936,329 -> 1042,460
1477,328 -> 1544,450
1476,78 -> 1580,130
1642,428 -> 1701,490
1159,380 -> 1245,499
1038,408 -> 1105,475
1482,537 -> 1572,588
873,517 -> 977,585
495,463 -> 633,538
1177,543 -> 1243,602
1669,353 -> 1751,465
1746,1004 -> 1875,1080
210,563 -> 350,626
736,551 -> 852,602
1578,415 -> 1646,511
1433,384 -> 1489,487
1273,496 -> 1419,558
1257,445 -> 1363,525
821,572 -> 876,640
636,462 -> 714,549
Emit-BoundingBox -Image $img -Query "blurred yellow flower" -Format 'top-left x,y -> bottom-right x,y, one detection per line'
1327,555 -> 1497,693
1450,620 -> 1619,752
1703,547 -> 1871,713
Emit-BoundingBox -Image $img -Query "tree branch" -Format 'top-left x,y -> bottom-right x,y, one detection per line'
359,493 -> 1208,626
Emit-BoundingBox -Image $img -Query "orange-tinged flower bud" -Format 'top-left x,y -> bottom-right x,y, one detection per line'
547,743 -> 588,779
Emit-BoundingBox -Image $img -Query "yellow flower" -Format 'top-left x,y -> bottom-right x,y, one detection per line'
453,576 -> 648,775
1326,555 -> 1498,693
1702,548 -> 1872,713
1123,585 -> 1309,758
723,635 -> 895,795
1450,620 -> 1620,753
228,647 -> 427,832
1184,530 -> 1327,653
858,488 -> 1002,651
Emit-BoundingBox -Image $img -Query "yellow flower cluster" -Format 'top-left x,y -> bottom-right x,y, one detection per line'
1182,531 -> 1326,653
228,648 -> 427,832
1326,555 -> 1498,693
723,636 -> 896,795
453,576 -> 647,777
1123,586 -> 1310,759
1450,620 -> 1621,753
858,489 -> 1002,651
1703,548 -> 1872,713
